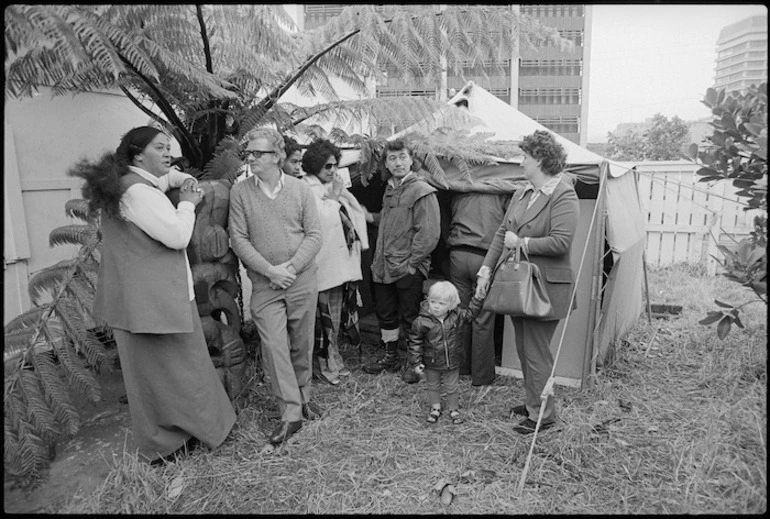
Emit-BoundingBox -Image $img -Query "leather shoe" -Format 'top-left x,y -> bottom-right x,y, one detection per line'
513,418 -> 555,435
510,404 -> 528,417
269,420 -> 303,445
302,401 -> 324,421
402,368 -> 420,384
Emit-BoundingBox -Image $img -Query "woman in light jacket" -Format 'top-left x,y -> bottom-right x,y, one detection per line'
71,126 -> 236,464
475,130 -> 579,435
302,139 -> 369,385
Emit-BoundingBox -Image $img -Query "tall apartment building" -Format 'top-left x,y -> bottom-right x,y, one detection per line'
300,4 -> 591,145
714,14 -> 768,94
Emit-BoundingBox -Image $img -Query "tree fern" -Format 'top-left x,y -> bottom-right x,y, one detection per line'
4,199 -> 107,489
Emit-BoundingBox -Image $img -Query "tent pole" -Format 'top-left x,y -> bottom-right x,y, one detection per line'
642,250 -> 652,323
584,164 -> 608,388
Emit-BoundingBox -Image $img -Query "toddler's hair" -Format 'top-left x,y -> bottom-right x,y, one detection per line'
427,281 -> 461,309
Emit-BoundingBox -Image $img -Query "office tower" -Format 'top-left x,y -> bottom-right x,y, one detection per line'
714,14 -> 768,95
301,4 -> 591,145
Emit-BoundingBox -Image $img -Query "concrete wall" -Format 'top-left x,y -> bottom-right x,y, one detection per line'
3,88 -> 179,324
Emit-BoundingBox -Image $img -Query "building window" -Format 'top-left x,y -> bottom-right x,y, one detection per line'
376,88 -> 436,99
519,88 -> 581,105
520,5 -> 583,17
534,117 -> 580,134
520,59 -> 582,76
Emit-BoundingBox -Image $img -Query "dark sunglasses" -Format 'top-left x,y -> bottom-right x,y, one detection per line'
239,149 -> 275,160
323,162 -> 338,170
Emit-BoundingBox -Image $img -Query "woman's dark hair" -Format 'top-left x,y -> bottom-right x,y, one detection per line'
283,135 -> 301,159
301,139 -> 341,177
519,130 -> 567,176
68,126 -> 163,218
116,126 -> 163,165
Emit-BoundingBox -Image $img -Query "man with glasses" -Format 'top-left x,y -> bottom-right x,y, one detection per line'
229,128 -> 323,446
363,139 -> 440,383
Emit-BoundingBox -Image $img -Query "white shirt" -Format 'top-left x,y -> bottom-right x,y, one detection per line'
254,170 -> 286,200
120,166 -> 196,300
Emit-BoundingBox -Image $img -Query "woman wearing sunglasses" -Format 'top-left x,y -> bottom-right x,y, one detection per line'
302,139 -> 369,386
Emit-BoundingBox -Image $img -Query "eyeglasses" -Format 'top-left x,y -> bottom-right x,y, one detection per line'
323,162 -> 338,170
239,149 -> 275,160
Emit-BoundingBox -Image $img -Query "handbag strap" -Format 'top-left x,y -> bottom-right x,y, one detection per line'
490,243 -> 521,279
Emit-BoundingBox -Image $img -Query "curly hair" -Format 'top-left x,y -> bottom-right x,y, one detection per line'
68,126 -> 163,218
243,128 -> 286,162
519,130 -> 567,176
283,135 -> 302,159
301,139 -> 341,177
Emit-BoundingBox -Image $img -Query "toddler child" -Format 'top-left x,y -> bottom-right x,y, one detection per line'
407,281 -> 484,424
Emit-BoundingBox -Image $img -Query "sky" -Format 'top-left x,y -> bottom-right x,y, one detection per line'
586,3 -> 767,142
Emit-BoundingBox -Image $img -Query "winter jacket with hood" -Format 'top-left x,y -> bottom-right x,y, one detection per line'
407,295 -> 484,371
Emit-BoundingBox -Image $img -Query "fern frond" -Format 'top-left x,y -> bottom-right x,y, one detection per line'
46,325 -> 101,403
4,394 -> 50,483
63,198 -> 92,221
32,354 -> 81,436
55,303 -> 106,369
19,370 -> 60,441
4,305 -> 49,335
28,259 -> 79,306
49,224 -> 98,248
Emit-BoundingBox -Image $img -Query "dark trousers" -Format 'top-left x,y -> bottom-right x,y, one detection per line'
511,317 -> 558,423
449,249 -> 496,385
373,272 -> 425,337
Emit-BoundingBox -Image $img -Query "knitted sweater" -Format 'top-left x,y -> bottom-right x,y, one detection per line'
229,174 -> 322,284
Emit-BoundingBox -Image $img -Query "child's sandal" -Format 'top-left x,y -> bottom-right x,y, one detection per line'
426,408 -> 442,423
449,410 -> 464,424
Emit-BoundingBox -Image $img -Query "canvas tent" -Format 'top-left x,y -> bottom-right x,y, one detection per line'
344,81 -> 646,388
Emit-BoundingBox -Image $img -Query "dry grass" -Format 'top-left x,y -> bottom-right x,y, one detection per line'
55,263 -> 766,514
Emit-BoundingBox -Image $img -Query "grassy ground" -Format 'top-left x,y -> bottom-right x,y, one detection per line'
54,263 -> 766,514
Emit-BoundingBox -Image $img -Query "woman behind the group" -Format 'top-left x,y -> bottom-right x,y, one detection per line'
71,126 -> 237,463
475,130 -> 579,435
302,139 -> 369,385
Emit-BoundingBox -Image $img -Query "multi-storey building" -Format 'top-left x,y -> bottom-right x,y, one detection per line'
714,14 -> 768,94
300,4 -> 592,145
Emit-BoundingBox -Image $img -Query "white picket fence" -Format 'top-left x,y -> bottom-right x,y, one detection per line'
633,160 -> 761,273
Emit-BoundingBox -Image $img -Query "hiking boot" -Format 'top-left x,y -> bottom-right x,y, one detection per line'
363,341 -> 400,374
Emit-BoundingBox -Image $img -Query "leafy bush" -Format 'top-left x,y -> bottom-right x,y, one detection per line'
684,83 -> 767,338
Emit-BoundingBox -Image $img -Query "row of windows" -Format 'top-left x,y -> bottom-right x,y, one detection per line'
376,88 -> 436,99
718,50 -> 768,67
520,88 -> 581,105
535,117 -> 580,134
520,59 -> 582,76
717,60 -> 768,75
716,70 -> 768,83
381,59 -> 511,76
520,5 -> 584,18
718,39 -> 768,57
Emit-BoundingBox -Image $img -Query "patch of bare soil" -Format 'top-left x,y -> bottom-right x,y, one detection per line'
4,368 -> 131,514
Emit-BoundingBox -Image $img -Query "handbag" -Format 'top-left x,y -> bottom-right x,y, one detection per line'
482,245 -> 553,319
